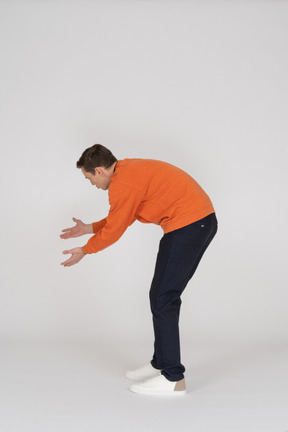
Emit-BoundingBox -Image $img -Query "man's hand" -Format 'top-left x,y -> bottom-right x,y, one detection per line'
60,218 -> 93,239
61,247 -> 85,267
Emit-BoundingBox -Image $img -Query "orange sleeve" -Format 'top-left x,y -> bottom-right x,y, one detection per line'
92,218 -> 107,233
82,182 -> 142,254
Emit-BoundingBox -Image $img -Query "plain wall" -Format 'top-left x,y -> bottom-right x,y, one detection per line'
0,0 -> 287,344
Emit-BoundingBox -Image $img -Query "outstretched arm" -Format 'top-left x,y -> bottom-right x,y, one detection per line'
81,183 -> 141,254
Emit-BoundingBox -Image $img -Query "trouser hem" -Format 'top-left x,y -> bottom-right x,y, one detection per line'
161,370 -> 185,382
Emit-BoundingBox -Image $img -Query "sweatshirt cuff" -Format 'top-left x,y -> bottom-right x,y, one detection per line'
82,244 -> 93,254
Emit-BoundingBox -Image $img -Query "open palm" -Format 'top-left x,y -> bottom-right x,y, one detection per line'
60,218 -> 87,239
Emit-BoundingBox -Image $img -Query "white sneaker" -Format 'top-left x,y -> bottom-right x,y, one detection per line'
125,363 -> 161,380
130,374 -> 186,396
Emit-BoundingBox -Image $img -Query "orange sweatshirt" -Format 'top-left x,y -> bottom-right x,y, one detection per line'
82,159 -> 215,254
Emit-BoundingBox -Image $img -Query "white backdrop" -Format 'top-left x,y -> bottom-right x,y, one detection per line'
0,0 -> 287,344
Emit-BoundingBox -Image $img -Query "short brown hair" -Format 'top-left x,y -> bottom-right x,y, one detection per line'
76,144 -> 117,174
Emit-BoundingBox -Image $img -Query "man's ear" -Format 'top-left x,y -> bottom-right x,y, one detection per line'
95,167 -> 105,176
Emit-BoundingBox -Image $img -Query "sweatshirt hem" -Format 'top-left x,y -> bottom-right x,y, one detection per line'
161,206 -> 215,234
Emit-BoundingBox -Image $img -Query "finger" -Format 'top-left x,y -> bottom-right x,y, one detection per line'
60,234 -> 78,240
61,257 -> 77,266
61,254 -> 74,264
61,259 -> 72,266
62,227 -> 74,232
60,234 -> 72,239
63,248 -> 78,253
60,230 -> 77,236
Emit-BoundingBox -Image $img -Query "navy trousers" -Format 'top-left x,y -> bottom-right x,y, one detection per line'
150,212 -> 218,382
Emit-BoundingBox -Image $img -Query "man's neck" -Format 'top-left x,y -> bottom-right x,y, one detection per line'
107,161 -> 118,181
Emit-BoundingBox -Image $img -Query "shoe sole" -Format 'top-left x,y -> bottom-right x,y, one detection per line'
130,387 -> 187,396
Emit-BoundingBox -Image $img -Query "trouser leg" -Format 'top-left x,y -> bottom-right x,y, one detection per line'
149,213 -> 218,382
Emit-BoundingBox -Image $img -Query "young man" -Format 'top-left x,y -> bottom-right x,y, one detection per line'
60,144 -> 218,396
